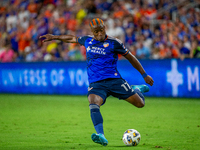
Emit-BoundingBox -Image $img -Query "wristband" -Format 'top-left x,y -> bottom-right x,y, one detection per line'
142,73 -> 148,78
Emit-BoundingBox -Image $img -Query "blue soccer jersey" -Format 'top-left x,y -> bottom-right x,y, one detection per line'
77,35 -> 130,84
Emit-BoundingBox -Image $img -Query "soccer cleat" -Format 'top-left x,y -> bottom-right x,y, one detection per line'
131,84 -> 149,93
91,133 -> 108,146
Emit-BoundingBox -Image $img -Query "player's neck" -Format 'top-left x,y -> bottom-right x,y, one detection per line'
94,35 -> 108,42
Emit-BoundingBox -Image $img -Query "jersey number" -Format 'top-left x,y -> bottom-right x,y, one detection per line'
121,82 -> 131,91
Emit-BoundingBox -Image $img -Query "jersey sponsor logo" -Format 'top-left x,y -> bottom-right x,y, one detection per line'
87,46 -> 106,55
103,42 -> 109,48
87,47 -> 91,52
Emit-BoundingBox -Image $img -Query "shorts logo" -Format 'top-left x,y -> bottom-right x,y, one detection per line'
103,42 -> 109,48
88,87 -> 93,91
114,73 -> 118,76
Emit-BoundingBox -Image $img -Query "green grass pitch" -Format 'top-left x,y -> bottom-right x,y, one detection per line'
0,94 -> 200,150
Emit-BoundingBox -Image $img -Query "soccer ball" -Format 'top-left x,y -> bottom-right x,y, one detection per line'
122,129 -> 141,146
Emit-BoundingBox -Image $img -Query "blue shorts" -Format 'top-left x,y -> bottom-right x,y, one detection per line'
87,78 -> 136,105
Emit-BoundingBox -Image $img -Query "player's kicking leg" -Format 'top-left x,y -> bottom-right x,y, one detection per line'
88,94 -> 108,146
126,84 -> 149,108
131,84 -> 149,93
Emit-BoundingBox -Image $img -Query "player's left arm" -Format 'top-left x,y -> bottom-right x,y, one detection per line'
124,52 -> 154,86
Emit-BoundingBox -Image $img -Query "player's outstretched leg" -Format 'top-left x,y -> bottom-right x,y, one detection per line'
91,133 -> 108,146
131,84 -> 149,93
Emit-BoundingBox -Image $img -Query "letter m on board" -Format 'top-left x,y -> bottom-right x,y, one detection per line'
187,66 -> 199,91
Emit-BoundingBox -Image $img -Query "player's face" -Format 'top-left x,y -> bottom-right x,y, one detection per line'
91,25 -> 106,41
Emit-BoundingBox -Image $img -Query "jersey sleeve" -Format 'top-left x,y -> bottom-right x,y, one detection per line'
76,36 -> 89,46
114,39 -> 129,56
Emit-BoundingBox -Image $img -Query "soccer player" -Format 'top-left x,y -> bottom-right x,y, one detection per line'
40,18 -> 154,146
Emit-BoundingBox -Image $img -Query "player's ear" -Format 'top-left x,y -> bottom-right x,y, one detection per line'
103,25 -> 106,30
90,27 -> 94,32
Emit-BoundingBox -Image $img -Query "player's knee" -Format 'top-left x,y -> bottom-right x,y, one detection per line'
88,99 -> 101,106
137,101 -> 145,108
88,94 -> 103,106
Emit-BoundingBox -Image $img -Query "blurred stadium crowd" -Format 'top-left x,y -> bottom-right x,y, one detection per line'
0,0 -> 200,62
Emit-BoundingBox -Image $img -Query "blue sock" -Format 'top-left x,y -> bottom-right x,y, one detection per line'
134,88 -> 145,104
89,104 -> 104,135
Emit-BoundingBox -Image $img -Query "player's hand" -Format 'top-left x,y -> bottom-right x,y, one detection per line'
144,75 -> 154,86
39,34 -> 54,42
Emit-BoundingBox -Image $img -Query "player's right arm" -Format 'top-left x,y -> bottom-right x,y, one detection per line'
39,34 -> 77,43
